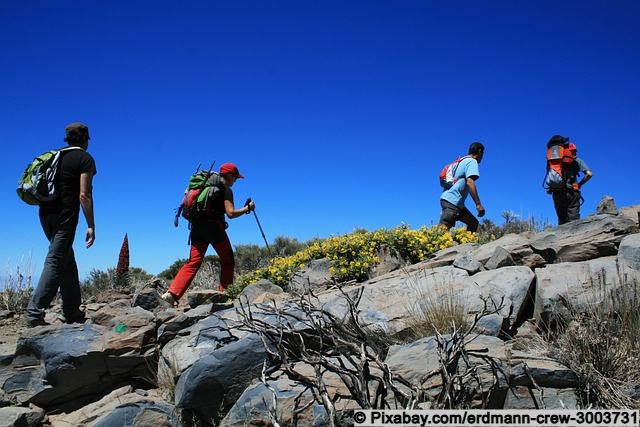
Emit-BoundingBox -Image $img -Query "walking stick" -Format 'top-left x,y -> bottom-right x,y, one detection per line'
246,198 -> 271,253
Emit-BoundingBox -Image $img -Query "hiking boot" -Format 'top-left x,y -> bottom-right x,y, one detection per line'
26,318 -> 50,328
63,310 -> 87,324
161,292 -> 177,306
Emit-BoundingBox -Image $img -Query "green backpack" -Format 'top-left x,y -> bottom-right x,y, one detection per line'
174,163 -> 224,227
17,146 -> 82,205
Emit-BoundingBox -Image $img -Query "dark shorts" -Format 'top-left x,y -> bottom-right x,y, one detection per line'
439,199 -> 473,228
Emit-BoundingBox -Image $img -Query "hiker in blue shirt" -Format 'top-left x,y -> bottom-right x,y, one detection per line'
439,142 -> 485,233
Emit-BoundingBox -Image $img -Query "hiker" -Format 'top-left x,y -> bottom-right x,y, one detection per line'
438,142 -> 485,233
25,123 -> 97,327
550,141 -> 592,225
162,162 -> 255,305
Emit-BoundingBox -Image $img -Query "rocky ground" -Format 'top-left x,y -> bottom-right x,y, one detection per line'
0,314 -> 23,356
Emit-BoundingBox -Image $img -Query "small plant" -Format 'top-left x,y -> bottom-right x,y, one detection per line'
0,257 -> 35,312
477,210 -> 552,243
113,233 -> 130,288
548,271 -> 640,408
80,266 -> 153,301
403,277 -> 470,341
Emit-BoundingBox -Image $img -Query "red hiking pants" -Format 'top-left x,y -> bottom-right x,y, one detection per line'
168,221 -> 234,298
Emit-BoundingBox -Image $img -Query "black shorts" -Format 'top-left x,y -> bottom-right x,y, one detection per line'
439,199 -> 472,228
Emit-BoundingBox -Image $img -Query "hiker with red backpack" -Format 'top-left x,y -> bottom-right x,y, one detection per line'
162,162 -> 255,305
438,142 -> 485,233
544,135 -> 592,225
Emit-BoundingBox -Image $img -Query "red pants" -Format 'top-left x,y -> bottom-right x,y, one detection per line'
168,227 -> 234,298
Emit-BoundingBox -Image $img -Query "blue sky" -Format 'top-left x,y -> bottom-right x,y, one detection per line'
2,1 -> 639,280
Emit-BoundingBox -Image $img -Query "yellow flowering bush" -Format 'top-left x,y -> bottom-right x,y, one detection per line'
227,225 -> 477,298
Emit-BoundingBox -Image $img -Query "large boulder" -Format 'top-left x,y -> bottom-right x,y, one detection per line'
320,265 -> 534,338
617,233 -> 640,284
1,323 -> 155,411
47,386 -> 179,427
530,214 -> 637,263
534,256 -> 620,330
385,334 -> 578,408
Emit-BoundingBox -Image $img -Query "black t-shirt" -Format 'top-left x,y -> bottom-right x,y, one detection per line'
210,185 -> 233,221
40,147 -> 97,218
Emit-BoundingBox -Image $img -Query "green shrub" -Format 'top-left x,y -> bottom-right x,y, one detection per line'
227,224 -> 477,298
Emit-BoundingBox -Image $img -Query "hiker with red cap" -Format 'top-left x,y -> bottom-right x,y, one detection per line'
162,162 -> 255,304
547,137 -> 593,225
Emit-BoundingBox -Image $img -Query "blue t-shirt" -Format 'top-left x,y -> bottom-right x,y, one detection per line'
440,157 -> 479,208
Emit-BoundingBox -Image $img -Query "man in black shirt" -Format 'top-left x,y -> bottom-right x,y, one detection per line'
26,123 -> 97,327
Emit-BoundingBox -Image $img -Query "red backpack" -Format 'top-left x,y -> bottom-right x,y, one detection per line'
544,135 -> 575,191
439,155 -> 470,189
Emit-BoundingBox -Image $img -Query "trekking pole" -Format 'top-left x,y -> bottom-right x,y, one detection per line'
246,198 -> 271,254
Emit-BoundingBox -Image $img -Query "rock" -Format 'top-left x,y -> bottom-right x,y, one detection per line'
617,233 -> 640,286
0,406 -> 45,427
186,289 -> 228,308
288,258 -> 334,295
534,256 -> 620,330
596,195 -> 618,215
321,265 -> 533,338
1,320 -> 156,411
173,332 -> 270,419
530,214 -> 638,263
370,244 -> 407,277
453,252 -> 483,274
619,204 -> 640,225
238,279 -> 285,304
484,246 -> 516,270
3,204 -> 639,425
132,287 -> 163,311
47,386 -> 179,426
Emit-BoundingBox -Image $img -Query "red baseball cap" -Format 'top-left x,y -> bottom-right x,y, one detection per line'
566,142 -> 577,152
220,162 -> 244,178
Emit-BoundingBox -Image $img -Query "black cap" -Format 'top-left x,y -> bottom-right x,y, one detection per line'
65,122 -> 90,140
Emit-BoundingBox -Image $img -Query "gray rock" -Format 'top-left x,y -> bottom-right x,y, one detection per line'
370,244 -> 406,277
48,386 -> 179,427
617,233 -> 640,286
618,233 -> 640,272
530,214 -> 637,264
2,323 -> 155,411
596,195 -> 618,215
619,204 -> 640,225
186,289 -> 228,308
289,258 -> 334,295
453,252 -> 483,274
484,246 -> 516,270
534,256 -> 620,330
239,279 -> 284,304
503,385 -> 579,410
0,406 -> 45,427
173,333 -> 269,418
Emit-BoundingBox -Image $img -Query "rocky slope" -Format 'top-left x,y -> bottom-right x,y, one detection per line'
0,198 -> 638,427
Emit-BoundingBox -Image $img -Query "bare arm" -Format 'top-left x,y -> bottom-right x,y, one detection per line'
466,177 -> 485,217
578,170 -> 593,188
79,172 -> 95,248
224,199 -> 255,219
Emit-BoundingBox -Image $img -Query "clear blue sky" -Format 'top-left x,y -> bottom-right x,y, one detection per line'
2,1 -> 639,280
